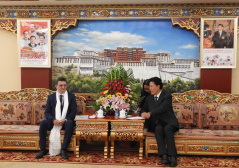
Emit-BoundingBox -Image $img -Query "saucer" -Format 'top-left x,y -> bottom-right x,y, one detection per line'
119,116 -> 126,119
97,116 -> 104,118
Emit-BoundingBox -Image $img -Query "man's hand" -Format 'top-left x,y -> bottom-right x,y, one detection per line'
53,119 -> 65,126
59,119 -> 66,125
141,112 -> 151,119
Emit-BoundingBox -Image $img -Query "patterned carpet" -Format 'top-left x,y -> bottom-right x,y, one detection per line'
0,150 -> 239,167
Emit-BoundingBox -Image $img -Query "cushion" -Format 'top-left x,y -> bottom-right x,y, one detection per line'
35,99 -> 86,124
0,100 -> 33,125
0,125 -> 39,133
173,103 -> 200,129
145,129 -> 239,140
201,104 -> 239,130
76,99 -> 86,115
0,125 -> 73,134
34,100 -> 47,125
175,129 -> 239,140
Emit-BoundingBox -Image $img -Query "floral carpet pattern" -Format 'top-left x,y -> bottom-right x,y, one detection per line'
0,150 -> 238,167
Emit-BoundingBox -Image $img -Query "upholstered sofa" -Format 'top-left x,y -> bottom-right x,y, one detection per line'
145,90 -> 239,157
0,88 -> 86,152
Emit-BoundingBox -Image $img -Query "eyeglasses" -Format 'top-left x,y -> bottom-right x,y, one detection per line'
58,84 -> 67,87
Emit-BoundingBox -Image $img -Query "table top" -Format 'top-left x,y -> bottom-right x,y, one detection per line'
75,115 -> 145,123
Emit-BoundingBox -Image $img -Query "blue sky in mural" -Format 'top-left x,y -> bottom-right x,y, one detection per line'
53,20 -> 199,59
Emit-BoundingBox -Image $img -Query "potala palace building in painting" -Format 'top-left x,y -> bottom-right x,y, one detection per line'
53,48 -> 200,82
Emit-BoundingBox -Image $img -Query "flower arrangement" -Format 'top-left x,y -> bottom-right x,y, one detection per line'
95,64 -> 137,115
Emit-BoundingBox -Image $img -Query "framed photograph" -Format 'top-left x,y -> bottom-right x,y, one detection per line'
200,17 -> 238,68
17,19 -> 51,68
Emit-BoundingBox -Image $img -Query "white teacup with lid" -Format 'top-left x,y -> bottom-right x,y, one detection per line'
96,106 -> 104,118
119,109 -> 127,118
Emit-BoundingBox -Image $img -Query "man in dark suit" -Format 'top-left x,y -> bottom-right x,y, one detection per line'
141,77 -> 179,167
35,77 -> 77,159
212,24 -> 228,48
28,35 -> 37,48
38,35 -> 46,46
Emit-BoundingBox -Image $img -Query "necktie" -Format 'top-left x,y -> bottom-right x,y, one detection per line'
155,96 -> 158,102
60,95 -> 63,113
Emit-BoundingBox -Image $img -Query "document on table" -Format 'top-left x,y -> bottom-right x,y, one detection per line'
75,115 -> 89,119
127,117 -> 144,120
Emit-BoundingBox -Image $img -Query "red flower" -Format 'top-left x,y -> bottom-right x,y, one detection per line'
110,90 -> 114,95
120,90 -> 123,93
115,90 -> 119,93
113,87 -> 116,90
117,87 -> 121,90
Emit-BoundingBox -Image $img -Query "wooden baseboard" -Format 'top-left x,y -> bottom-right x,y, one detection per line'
0,134 -> 76,152
145,136 -> 239,157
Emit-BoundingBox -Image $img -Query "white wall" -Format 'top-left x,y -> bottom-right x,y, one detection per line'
0,29 -> 21,92
231,35 -> 239,94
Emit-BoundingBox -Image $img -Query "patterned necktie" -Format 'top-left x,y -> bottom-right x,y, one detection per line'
155,96 -> 158,102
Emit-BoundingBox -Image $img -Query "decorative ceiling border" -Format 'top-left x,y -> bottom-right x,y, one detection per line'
1,3 -> 239,9
0,4 -> 239,18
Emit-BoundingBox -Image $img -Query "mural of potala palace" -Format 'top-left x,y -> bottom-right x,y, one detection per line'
53,47 -> 200,82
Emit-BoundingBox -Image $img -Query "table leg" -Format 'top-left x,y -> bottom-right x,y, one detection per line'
110,132 -> 115,159
101,131 -> 108,158
75,132 -> 80,158
139,140 -> 143,159
104,137 -> 108,158
139,133 -> 144,159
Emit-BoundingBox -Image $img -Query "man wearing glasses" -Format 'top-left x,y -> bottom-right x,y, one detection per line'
35,77 -> 77,159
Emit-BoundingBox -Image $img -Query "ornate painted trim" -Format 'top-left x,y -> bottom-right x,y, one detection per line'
0,19 -> 17,35
172,89 -> 239,104
0,88 -> 53,101
51,19 -> 78,37
0,4 -> 239,18
0,10 -> 9,18
171,18 -> 200,38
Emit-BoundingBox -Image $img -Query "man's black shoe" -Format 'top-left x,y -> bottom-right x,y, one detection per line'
169,155 -> 177,167
35,149 -> 47,159
161,154 -> 169,164
61,149 -> 69,159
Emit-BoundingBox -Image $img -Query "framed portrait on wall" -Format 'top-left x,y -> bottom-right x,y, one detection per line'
17,19 -> 51,68
200,17 -> 238,68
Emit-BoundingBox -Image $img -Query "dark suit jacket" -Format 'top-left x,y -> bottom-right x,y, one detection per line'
28,43 -> 37,48
212,31 -> 227,48
38,43 -> 46,46
141,90 -> 179,131
44,92 -> 77,121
